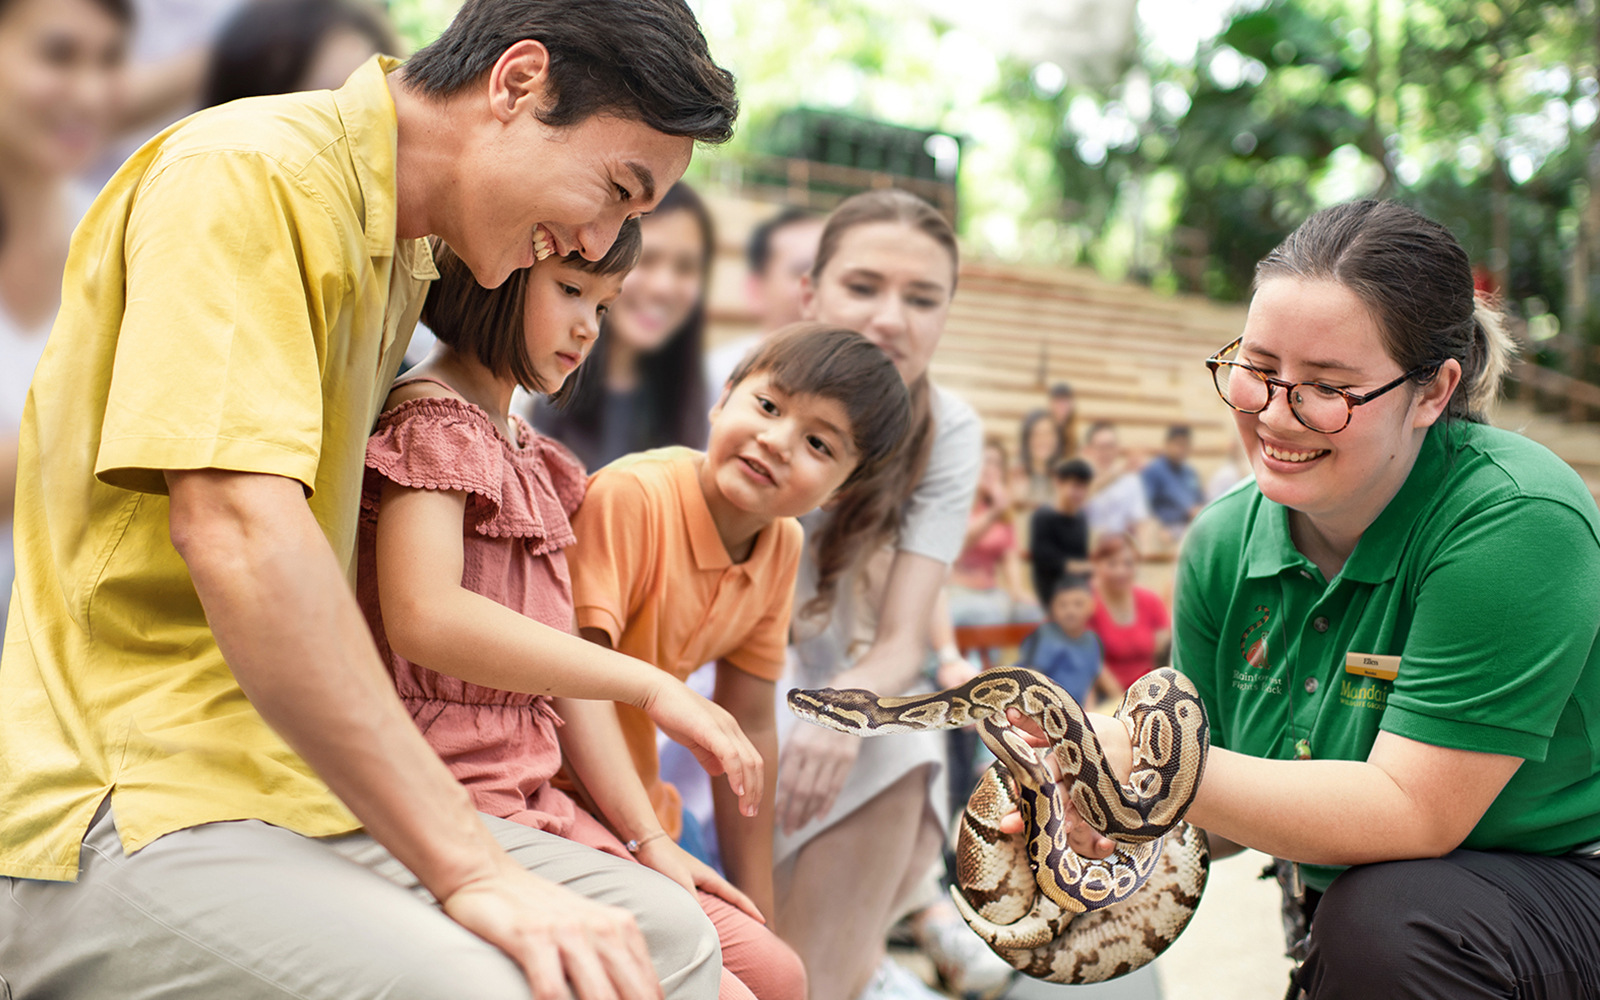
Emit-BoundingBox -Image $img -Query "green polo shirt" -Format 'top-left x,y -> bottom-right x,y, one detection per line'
1173,421 -> 1600,892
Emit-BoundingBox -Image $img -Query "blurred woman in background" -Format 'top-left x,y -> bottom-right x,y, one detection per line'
200,0 -> 396,109
0,0 -> 130,637
1087,532 -> 1170,690
535,181 -> 713,470
1017,407 -> 1065,507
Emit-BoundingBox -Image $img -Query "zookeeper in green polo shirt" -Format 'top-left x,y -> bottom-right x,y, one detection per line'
0,3 -> 762,999
1043,201 -> 1600,1000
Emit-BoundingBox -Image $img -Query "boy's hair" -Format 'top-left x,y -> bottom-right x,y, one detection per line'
1166,424 -> 1192,441
400,0 -> 738,144
420,220 -> 641,396
727,324 -> 911,619
1053,457 -> 1093,483
1049,381 -> 1074,399
746,207 -> 818,276
727,323 -> 910,490
1051,574 -> 1093,601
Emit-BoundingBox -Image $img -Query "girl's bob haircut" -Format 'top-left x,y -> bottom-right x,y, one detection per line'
726,322 -> 911,492
420,220 -> 642,398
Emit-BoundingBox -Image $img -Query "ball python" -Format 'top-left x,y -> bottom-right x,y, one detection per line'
787,666 -> 1210,984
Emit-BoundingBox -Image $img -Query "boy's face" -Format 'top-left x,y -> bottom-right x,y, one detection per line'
705,371 -> 859,519
521,258 -> 626,392
1050,587 -> 1095,634
1054,476 -> 1088,512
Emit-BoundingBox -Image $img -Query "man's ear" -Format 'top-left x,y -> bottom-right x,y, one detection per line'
486,39 -> 552,124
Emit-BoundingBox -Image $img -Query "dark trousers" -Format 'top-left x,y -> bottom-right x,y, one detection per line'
1297,850 -> 1600,999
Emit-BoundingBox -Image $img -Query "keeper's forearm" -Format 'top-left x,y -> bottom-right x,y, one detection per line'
553,697 -> 666,844
167,470 -> 506,904
1183,749 -> 1454,866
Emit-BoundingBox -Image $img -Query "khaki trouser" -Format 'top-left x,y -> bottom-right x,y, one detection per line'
0,803 -> 720,1000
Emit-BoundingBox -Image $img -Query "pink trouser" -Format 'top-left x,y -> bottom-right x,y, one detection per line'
547,801 -> 806,1000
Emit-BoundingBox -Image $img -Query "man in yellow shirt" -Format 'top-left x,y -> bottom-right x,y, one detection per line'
0,3 -> 746,998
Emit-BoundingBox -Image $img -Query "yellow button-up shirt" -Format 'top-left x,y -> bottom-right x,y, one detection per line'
0,56 -> 437,879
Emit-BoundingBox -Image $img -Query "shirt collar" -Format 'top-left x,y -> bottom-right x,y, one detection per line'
670,452 -> 774,573
334,55 -> 403,259
1242,422 -> 1449,584
1244,497 -> 1303,579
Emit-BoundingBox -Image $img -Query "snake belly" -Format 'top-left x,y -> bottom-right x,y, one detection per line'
786,666 -> 1211,984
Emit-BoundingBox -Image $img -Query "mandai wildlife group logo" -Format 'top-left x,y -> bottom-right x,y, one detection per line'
1239,605 -> 1271,670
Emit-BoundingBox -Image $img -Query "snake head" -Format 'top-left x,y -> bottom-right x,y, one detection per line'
785,686 -> 877,734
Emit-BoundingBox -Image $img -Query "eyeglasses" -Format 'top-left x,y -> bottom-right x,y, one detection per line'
1205,337 -> 1442,434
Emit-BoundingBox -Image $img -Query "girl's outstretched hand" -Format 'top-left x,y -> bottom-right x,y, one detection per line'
633,836 -> 766,923
642,678 -> 765,818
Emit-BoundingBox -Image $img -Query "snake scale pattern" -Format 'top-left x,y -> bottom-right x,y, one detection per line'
787,666 -> 1211,984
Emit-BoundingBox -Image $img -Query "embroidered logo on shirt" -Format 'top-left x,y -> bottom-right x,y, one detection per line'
1239,605 -> 1271,670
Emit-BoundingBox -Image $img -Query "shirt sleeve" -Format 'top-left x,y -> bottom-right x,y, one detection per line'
721,518 -> 802,682
568,467 -> 656,645
1382,497 -> 1600,762
96,151 -> 346,495
898,388 -> 982,565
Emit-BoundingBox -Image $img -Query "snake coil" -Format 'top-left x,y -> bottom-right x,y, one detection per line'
787,666 -> 1211,984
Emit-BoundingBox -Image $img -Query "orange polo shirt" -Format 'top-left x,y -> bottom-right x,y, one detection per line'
569,447 -> 802,837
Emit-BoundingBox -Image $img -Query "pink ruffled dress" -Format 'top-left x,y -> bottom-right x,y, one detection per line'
356,389 -> 595,837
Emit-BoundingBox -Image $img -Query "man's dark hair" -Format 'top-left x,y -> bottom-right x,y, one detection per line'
1053,458 -> 1093,483
1048,381 -> 1074,399
421,219 -> 641,397
1166,424 -> 1192,441
401,0 -> 738,144
746,206 -> 818,276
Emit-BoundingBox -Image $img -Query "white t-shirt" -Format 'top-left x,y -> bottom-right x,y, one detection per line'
1086,470 -> 1150,537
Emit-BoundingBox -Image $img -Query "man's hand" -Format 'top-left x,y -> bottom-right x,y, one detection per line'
775,723 -> 861,835
642,679 -> 764,818
443,864 -> 662,1000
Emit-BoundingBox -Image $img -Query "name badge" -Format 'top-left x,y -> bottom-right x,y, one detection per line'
1345,652 -> 1399,681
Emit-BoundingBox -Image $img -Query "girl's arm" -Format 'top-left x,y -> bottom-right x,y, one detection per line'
709,664 -> 781,920
776,550 -> 947,834
553,696 -> 761,919
375,479 -> 764,814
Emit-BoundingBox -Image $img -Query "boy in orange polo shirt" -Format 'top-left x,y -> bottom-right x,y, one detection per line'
568,324 -> 909,934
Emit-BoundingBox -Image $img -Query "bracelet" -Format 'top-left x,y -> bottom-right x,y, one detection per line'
624,830 -> 670,854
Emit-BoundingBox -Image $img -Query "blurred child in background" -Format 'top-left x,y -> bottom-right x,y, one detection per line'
1027,457 -> 1093,606
1019,574 -> 1120,709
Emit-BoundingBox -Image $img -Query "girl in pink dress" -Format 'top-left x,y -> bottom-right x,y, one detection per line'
357,224 -> 801,1000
